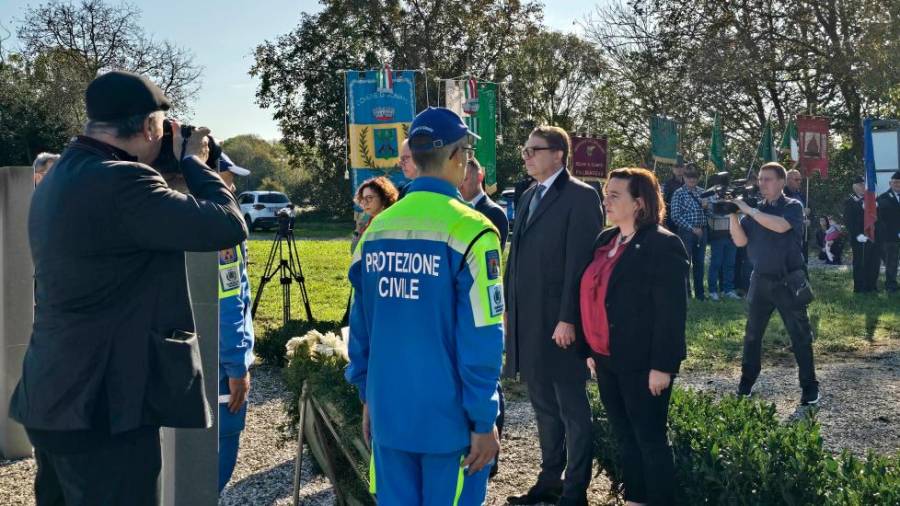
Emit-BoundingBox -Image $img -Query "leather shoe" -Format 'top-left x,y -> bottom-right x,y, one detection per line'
556,496 -> 589,506
507,484 -> 563,505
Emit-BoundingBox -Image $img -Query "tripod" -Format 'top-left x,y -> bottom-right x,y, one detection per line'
251,215 -> 314,325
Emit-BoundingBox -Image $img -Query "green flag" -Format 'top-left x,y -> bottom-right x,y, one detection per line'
780,119 -> 799,162
709,113 -> 725,171
756,121 -> 777,162
651,115 -> 679,164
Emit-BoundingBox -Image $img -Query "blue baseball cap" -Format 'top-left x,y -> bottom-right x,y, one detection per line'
408,107 -> 480,152
218,152 -> 250,176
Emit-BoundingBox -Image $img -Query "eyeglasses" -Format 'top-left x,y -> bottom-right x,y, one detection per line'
451,146 -> 476,161
520,146 -> 555,159
358,195 -> 379,203
399,155 -> 412,164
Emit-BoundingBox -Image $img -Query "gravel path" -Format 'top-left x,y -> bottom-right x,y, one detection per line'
3,347 -> 897,505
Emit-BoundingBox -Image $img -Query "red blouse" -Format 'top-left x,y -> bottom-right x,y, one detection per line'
579,235 -> 628,356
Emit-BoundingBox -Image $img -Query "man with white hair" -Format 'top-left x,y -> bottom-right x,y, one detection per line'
32,152 -> 60,185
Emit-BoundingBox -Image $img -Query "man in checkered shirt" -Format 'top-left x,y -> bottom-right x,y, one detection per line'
671,165 -> 709,300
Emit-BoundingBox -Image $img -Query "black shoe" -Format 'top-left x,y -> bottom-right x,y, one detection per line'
507,484 -> 563,505
737,378 -> 754,397
801,385 -> 820,406
557,496 -> 589,506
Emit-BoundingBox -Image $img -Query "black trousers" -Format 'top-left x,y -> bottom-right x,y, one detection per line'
851,240 -> 880,292
593,355 -> 677,505
740,274 -> 818,390
881,242 -> 899,291
32,428 -> 161,506
525,377 -> 593,499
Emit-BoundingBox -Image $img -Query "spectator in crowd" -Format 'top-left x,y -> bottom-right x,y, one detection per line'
32,152 -> 60,186
816,216 -> 844,265
460,157 -> 509,250
876,171 -> 900,293
670,165 -> 708,300
785,169 -> 811,263
505,126 -> 603,506
9,70 -> 247,505
216,155 -> 257,493
730,162 -> 819,406
351,176 -> 399,252
579,167 -> 687,506
707,192 -> 740,300
661,160 -> 685,231
458,156 -> 509,479
844,176 -> 880,292
396,139 -> 418,199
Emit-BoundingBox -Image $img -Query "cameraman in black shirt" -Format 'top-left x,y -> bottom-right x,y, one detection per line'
728,162 -> 819,406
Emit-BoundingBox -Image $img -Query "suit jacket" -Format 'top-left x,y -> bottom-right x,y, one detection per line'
581,225 -> 689,374
503,169 -> 603,383
9,136 -> 248,434
876,190 -> 900,244
475,194 -> 509,250
844,194 -> 865,238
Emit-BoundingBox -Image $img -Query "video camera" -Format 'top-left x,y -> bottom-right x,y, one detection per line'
153,119 -> 222,173
277,204 -> 297,237
700,172 -> 759,215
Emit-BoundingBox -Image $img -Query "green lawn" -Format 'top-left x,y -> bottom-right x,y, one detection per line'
247,236 -> 900,372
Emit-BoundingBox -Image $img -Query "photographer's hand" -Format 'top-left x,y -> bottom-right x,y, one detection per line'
182,127 -> 212,164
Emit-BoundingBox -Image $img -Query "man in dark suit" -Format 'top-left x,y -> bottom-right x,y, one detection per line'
877,171 -> 900,293
504,126 -> 604,506
460,158 -> 509,249
844,176 -> 880,292
9,71 -> 248,505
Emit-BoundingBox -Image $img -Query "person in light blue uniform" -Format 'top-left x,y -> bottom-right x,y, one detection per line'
217,154 -> 256,492
346,108 -> 504,505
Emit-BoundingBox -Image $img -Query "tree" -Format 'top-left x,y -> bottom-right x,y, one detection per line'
0,53 -> 71,165
251,0 -> 542,217
16,0 -> 202,118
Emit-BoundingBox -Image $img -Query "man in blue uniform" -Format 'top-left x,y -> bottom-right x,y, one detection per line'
217,154 -> 256,492
345,107 -> 504,505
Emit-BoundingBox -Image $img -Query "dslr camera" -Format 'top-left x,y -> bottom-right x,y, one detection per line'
153,119 -> 222,173
700,172 -> 759,215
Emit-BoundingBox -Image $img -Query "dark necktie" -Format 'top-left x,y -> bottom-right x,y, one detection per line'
527,184 -> 545,225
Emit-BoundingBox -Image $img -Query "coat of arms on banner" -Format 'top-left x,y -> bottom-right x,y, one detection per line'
373,128 -> 399,159
446,79 -> 498,193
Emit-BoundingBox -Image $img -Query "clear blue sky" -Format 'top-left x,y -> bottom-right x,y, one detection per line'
0,0 -> 605,141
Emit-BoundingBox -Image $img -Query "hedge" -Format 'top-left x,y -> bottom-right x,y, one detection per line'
591,387 -> 900,505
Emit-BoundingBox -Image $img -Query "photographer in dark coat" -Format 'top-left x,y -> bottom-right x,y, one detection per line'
9,71 -> 248,505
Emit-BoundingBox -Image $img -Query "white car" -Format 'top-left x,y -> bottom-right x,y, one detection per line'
238,191 -> 292,231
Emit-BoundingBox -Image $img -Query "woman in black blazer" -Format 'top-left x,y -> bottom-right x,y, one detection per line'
578,167 -> 688,505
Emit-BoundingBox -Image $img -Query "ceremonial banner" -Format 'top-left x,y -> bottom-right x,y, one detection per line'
446,80 -> 498,193
757,121 -> 778,163
780,119 -> 799,162
650,115 -> 678,164
863,118 -> 878,241
570,136 -> 608,180
797,115 -> 829,178
708,113 -> 725,172
347,68 -> 416,197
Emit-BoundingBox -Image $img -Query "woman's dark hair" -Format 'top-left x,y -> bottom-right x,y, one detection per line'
355,176 -> 399,208
820,215 -> 831,228
608,167 -> 666,228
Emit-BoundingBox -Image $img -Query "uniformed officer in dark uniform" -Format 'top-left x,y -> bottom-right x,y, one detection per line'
728,162 -> 819,406
876,171 -> 900,293
844,176 -> 880,292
